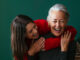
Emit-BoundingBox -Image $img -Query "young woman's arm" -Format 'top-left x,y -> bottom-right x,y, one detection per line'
34,19 -> 77,51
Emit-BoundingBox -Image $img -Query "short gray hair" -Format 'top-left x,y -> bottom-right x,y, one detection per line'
47,4 -> 69,21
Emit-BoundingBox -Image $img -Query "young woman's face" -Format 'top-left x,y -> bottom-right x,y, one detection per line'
48,11 -> 68,36
26,22 -> 39,39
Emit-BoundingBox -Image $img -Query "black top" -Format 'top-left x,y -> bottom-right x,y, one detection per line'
27,32 -> 76,60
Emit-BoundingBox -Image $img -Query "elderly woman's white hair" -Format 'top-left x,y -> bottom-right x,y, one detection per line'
47,4 -> 69,21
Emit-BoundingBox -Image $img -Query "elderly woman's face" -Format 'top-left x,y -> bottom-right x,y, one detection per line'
48,11 -> 68,36
26,22 -> 39,39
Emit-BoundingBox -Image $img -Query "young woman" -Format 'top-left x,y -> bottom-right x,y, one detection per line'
11,15 -> 51,60
11,15 -> 44,60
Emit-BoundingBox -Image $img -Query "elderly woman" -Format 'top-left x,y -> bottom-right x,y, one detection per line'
28,4 -> 77,60
39,4 -> 77,60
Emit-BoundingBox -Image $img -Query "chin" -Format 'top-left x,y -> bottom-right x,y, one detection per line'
52,32 -> 62,37
52,30 -> 64,37
34,35 -> 39,39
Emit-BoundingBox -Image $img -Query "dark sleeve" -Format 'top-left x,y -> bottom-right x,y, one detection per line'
67,41 -> 76,60
27,55 -> 35,60
59,41 -> 76,60
59,52 -> 67,60
27,53 -> 39,60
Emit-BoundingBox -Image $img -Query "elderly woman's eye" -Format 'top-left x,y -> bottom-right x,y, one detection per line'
53,21 -> 57,23
60,20 -> 64,23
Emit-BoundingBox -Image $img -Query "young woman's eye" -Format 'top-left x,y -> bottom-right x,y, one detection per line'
29,29 -> 32,33
29,25 -> 37,33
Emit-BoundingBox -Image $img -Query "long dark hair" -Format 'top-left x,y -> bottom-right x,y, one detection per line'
11,15 -> 34,60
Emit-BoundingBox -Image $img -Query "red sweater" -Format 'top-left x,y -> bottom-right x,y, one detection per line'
15,19 -> 77,60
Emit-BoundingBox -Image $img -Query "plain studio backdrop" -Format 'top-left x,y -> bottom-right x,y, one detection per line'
0,0 -> 80,60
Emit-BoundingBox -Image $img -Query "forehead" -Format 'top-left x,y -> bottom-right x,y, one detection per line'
49,10 -> 66,20
26,22 -> 35,31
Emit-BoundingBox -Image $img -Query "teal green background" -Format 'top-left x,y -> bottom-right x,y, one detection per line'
0,0 -> 80,60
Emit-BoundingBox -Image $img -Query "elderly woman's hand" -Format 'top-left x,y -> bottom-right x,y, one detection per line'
28,37 -> 45,56
61,31 -> 71,52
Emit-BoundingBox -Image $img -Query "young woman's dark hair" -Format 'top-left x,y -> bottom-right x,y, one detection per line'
11,15 -> 34,60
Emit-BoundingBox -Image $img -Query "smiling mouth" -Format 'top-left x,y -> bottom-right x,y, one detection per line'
33,33 -> 39,38
54,28 -> 61,32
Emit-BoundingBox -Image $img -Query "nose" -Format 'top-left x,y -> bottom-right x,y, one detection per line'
56,22 -> 60,28
33,28 -> 38,34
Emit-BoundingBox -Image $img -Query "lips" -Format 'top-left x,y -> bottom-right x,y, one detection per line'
33,33 -> 39,38
54,28 -> 61,33
33,33 -> 38,36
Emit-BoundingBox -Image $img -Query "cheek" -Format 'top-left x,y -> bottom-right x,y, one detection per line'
49,22 -> 55,27
61,23 -> 67,28
61,24 -> 65,28
60,24 -> 67,32
26,33 -> 33,39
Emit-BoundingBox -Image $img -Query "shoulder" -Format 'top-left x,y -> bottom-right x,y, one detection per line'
34,19 -> 47,23
34,19 -> 48,27
67,26 -> 77,32
66,26 -> 77,36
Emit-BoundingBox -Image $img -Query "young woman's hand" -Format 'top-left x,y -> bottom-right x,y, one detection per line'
61,31 -> 71,52
28,37 -> 45,56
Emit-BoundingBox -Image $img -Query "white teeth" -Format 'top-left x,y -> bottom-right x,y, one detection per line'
55,28 -> 61,31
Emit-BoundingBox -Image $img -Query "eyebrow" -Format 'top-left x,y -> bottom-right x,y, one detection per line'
60,19 -> 64,21
52,19 -> 57,21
